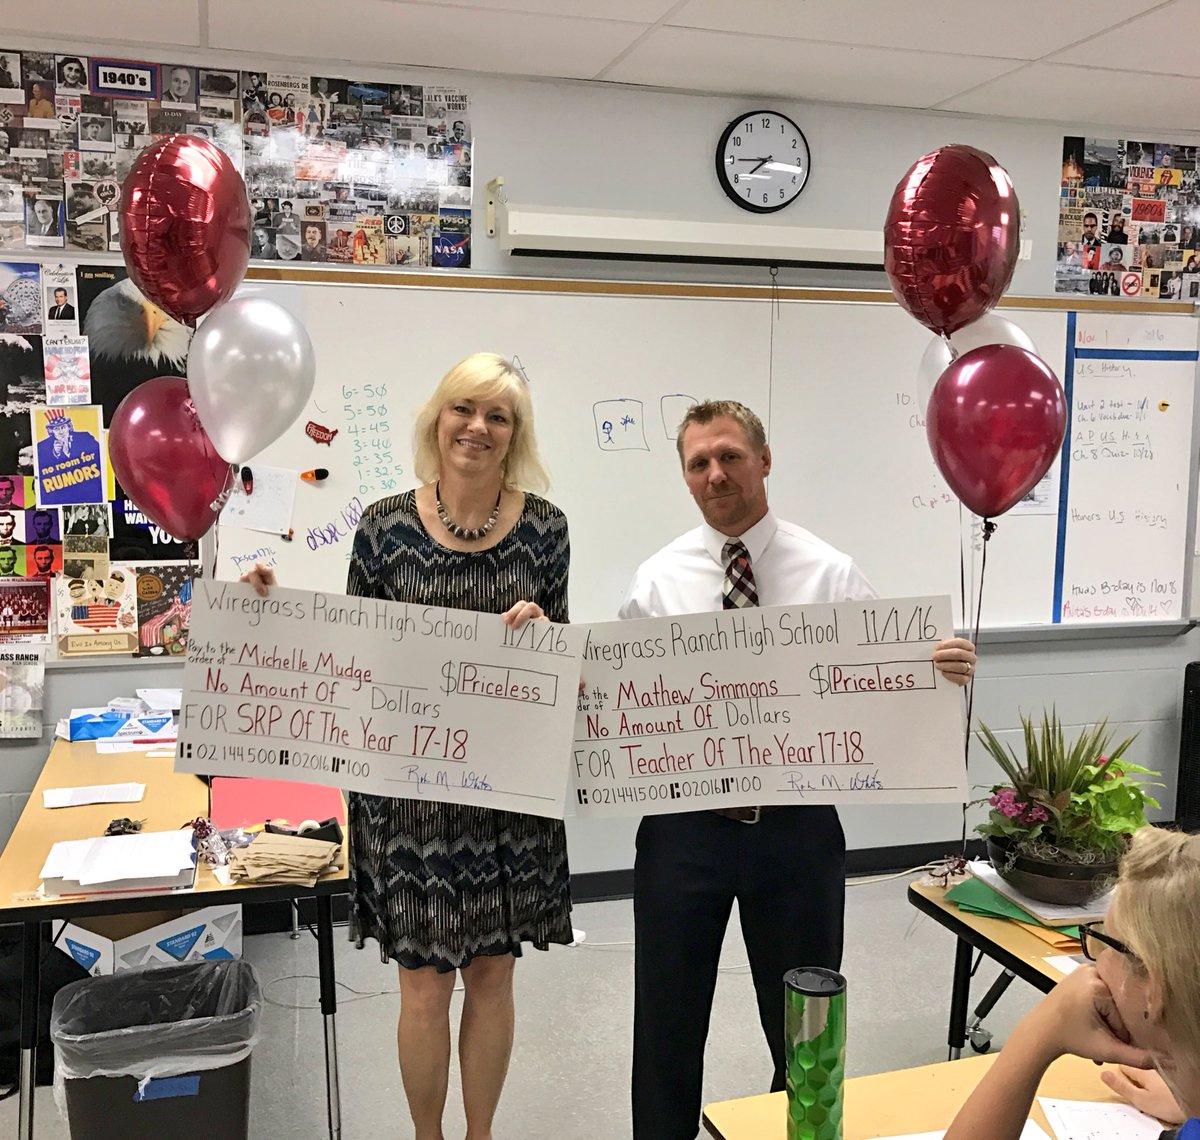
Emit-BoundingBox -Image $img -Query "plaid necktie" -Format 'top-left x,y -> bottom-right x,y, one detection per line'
722,540 -> 759,609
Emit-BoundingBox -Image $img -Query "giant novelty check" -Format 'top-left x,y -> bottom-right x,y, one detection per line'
572,596 -> 967,817
177,581 -> 585,818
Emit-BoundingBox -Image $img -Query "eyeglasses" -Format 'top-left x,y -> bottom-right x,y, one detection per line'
1079,921 -> 1137,962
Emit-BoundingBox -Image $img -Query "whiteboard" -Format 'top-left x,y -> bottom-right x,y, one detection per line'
210,281 -> 1199,629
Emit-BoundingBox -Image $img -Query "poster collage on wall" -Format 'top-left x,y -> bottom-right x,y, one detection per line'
0,257 -> 199,659
0,48 -> 472,269
1057,136 -> 1200,301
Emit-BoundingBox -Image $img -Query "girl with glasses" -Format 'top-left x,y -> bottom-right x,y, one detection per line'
946,827 -> 1200,1139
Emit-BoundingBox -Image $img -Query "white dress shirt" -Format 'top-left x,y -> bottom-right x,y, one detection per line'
619,510 -> 876,619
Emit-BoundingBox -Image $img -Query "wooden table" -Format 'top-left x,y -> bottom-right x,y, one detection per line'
0,741 -> 350,1139
704,1052 -> 1119,1139
908,880 -> 1066,1061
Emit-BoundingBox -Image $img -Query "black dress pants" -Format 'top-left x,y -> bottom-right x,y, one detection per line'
631,806 -> 846,1140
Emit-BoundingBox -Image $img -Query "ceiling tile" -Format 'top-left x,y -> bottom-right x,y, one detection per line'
404,0 -> 676,20
209,0 -> 645,79
1049,0 -> 1200,76
670,0 -> 1164,61
605,26 -> 1021,108
0,0 -> 201,45
937,61 -> 1200,132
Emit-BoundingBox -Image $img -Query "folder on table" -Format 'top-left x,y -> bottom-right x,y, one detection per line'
209,777 -> 346,831
944,877 -> 1081,939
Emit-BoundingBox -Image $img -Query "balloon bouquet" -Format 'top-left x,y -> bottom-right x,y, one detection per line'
884,145 -> 1067,633
108,135 -> 316,543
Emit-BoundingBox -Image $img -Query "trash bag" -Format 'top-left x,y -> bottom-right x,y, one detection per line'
51,959 -> 260,1109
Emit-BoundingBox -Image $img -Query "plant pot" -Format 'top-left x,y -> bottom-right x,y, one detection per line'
986,836 -> 1118,907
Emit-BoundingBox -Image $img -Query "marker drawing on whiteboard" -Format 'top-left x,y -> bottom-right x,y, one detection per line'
240,466 -> 253,495
306,421 -> 338,445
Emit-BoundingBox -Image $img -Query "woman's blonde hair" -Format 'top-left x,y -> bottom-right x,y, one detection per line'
412,353 -> 549,492
1117,827 -> 1200,1063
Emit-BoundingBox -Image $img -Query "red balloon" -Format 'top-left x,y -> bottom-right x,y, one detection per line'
885,145 -> 1020,337
119,135 -> 251,325
109,377 -> 236,541
926,344 -> 1066,519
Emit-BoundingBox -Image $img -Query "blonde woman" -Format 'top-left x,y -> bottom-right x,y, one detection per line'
244,353 -> 571,1140
946,827 -> 1200,1139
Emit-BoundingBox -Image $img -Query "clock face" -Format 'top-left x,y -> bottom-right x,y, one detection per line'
716,111 -> 811,213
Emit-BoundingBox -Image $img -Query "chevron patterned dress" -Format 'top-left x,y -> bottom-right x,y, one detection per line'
345,490 -> 574,971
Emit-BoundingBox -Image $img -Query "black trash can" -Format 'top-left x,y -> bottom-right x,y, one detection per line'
50,958 -> 261,1139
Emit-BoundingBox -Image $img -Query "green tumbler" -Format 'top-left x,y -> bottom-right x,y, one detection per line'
784,967 -> 846,1140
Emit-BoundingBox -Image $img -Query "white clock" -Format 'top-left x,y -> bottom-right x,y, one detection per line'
716,110 -> 811,213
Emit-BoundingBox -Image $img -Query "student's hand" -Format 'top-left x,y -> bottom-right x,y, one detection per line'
240,563 -> 277,598
1101,1065 -> 1187,1124
932,637 -> 977,686
502,600 -> 545,629
1016,966 -> 1153,1070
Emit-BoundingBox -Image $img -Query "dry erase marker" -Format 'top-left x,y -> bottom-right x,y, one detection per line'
240,465 -> 253,495
300,468 -> 329,482
280,528 -> 294,542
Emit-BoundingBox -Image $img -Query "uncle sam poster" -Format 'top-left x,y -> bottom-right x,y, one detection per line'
31,404 -> 106,507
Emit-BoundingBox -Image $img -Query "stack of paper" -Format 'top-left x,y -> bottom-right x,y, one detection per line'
968,861 -> 1113,925
228,833 -> 340,886
39,830 -> 196,897
136,688 -> 183,712
42,782 -> 145,809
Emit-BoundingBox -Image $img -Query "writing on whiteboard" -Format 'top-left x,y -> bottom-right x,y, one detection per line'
1077,325 -> 1166,347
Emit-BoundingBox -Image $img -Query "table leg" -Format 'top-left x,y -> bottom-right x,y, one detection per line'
316,896 -> 342,1139
18,921 -> 43,1140
947,936 -> 974,1061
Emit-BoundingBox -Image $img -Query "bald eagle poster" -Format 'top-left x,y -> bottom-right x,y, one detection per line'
76,264 -> 190,425
75,264 -> 194,560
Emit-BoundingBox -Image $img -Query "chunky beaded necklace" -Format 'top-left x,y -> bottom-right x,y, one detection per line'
435,482 -> 502,541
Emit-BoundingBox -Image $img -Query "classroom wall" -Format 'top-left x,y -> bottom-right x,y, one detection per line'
0,16 -> 1195,867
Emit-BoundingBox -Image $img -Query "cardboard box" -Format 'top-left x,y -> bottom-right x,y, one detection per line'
52,904 -> 242,976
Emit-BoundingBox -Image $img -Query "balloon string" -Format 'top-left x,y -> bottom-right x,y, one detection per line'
957,502 -> 967,632
960,516 -> 997,855
209,523 -> 220,582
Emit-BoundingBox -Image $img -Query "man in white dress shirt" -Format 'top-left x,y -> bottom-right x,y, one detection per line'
620,400 -> 976,1140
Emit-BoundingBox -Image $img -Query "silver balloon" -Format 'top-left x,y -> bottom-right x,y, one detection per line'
916,314 -> 1037,409
187,296 -> 316,464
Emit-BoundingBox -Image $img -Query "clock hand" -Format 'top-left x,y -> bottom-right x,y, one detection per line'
749,155 -> 774,174
733,156 -> 772,162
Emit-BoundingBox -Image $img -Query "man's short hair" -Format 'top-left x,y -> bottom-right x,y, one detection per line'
1083,212 -> 1098,224
675,400 -> 767,462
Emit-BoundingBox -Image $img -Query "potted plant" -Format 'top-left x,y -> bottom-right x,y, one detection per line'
975,709 -> 1159,906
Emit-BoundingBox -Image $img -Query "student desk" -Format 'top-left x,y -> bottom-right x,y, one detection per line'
0,740 -> 350,1139
703,1051 -> 1117,1139
908,881 -> 1065,1061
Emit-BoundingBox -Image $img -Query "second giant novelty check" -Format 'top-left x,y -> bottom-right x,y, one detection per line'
177,581 -> 585,818
572,596 -> 967,817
